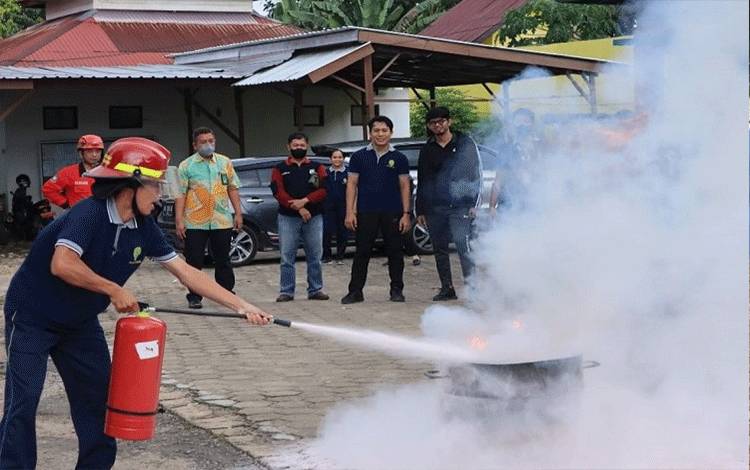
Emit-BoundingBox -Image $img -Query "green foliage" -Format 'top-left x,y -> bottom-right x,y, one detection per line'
470,113 -> 505,144
0,0 -> 43,38
496,0 -> 621,47
264,0 -> 460,34
409,88 -> 480,138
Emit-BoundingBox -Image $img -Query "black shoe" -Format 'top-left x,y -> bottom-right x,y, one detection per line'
322,258 -> 333,265
432,288 -> 457,301
308,291 -> 330,300
188,299 -> 203,309
341,291 -> 364,304
276,294 -> 294,302
390,290 -> 405,302
336,259 -> 345,265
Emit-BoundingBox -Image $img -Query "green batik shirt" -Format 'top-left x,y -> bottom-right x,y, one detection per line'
177,152 -> 241,230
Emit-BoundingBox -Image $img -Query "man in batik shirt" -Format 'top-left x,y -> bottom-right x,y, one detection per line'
176,127 -> 242,309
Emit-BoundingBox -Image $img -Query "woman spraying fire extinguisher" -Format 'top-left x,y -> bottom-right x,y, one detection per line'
0,137 -> 272,469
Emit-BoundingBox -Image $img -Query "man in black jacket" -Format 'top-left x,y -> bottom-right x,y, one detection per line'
270,133 -> 329,302
416,107 -> 482,301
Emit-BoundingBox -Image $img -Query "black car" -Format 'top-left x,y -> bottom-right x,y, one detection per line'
313,138 -> 499,254
157,156 -> 330,266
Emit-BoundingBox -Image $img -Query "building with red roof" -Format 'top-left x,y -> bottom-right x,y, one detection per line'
0,0 -> 612,214
420,0 -> 528,43
0,8 -> 301,67
0,1 -> 413,203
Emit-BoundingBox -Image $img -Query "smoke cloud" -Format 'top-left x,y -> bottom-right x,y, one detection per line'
302,1 -> 749,468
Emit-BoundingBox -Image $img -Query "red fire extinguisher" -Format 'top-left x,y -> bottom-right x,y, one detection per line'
105,311 -> 167,440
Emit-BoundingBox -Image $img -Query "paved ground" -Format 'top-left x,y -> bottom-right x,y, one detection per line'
0,246 -> 464,468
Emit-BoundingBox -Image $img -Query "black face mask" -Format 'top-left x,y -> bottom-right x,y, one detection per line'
290,148 -> 307,159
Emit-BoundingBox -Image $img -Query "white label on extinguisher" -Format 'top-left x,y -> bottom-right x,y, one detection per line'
135,340 -> 160,360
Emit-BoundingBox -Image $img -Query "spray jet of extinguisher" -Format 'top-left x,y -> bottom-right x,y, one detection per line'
137,303 -> 292,327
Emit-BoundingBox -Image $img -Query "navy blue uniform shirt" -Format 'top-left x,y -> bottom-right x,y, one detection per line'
5,197 -> 177,327
325,166 -> 348,208
348,145 -> 409,214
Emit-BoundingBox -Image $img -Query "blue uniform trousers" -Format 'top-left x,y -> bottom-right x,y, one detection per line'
0,309 -> 116,469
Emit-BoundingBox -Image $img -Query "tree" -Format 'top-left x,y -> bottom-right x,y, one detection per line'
496,0 -> 625,47
263,0 -> 460,34
409,88 -> 480,138
0,0 -> 43,39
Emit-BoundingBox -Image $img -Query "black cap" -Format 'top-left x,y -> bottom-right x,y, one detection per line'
425,106 -> 450,122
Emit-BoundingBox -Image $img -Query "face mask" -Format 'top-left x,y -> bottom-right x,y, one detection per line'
290,148 -> 307,159
198,144 -> 215,158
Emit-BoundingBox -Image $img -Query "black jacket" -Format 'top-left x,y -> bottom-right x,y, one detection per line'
415,131 -> 481,215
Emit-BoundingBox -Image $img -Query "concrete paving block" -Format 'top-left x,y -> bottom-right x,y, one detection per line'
171,403 -> 214,420
205,399 -> 237,407
159,397 -> 192,408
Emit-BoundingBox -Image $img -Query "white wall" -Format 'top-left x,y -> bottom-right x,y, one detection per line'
95,0 -> 254,12
1,80 -> 410,203
378,87 -> 410,137
243,85 -> 409,151
44,0 -> 254,20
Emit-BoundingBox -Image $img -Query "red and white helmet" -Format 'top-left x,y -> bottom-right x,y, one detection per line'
85,137 -> 170,182
77,134 -> 104,150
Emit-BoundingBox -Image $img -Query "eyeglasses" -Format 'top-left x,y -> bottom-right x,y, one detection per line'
427,118 -> 448,127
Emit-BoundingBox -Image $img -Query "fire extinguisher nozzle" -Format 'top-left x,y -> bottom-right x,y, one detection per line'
273,318 -> 292,328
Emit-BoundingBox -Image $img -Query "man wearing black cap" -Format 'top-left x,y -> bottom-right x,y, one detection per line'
416,107 -> 482,301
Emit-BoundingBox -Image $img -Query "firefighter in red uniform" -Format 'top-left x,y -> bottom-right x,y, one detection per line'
42,134 -> 104,209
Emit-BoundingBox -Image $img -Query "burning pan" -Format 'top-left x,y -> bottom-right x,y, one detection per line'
427,355 -> 600,401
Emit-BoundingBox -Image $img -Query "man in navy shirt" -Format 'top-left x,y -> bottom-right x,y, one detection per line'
342,116 -> 411,303
0,138 -> 271,470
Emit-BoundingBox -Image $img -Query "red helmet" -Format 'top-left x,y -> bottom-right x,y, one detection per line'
77,134 -> 104,150
85,137 -> 170,182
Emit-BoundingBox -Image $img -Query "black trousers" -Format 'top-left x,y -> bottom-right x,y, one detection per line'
323,202 -> 349,259
427,208 -> 474,289
348,212 -> 404,294
184,228 -> 234,302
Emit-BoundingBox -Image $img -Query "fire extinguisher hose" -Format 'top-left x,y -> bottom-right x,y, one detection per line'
139,303 -> 292,327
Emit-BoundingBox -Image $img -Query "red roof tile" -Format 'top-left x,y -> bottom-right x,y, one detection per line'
0,11 -> 302,66
420,0 -> 528,43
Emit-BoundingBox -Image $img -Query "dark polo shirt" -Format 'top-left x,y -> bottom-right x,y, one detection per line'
4,197 -> 176,327
348,145 -> 409,214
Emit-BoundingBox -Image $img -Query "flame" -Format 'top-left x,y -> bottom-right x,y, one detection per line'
468,335 -> 487,350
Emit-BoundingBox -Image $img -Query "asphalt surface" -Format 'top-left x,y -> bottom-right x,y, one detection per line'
11,366 -> 263,470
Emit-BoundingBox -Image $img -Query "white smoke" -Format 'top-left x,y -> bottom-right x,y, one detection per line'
307,1 -> 749,468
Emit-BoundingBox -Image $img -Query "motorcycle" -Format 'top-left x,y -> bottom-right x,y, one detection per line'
3,174 -> 54,241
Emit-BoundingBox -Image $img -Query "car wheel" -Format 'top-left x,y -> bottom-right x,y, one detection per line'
410,222 -> 433,254
229,226 -> 259,266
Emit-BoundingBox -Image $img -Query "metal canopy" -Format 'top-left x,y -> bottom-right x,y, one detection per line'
175,26 -> 622,89
0,64 -> 245,80
233,43 -> 374,86
171,26 -> 621,139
